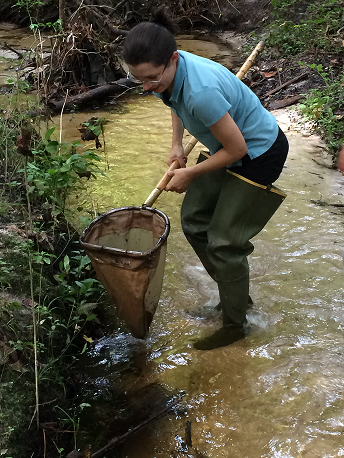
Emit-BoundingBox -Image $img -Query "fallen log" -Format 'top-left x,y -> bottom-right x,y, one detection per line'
263,72 -> 310,98
268,94 -> 304,110
48,78 -> 138,112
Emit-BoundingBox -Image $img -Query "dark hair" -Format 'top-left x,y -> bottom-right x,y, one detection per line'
122,20 -> 177,67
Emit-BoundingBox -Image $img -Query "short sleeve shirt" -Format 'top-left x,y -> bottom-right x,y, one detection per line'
155,50 -> 279,167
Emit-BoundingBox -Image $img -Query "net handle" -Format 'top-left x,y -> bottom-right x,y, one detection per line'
143,40 -> 265,208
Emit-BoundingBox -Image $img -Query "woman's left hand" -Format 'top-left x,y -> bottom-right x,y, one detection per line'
165,167 -> 194,193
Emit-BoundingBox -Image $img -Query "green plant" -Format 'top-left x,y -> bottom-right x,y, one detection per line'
30,19 -> 63,33
298,69 -> 344,156
26,127 -> 104,214
6,77 -> 31,94
0,258 -> 14,289
54,251 -> 104,324
267,0 -> 344,55
14,0 -> 44,12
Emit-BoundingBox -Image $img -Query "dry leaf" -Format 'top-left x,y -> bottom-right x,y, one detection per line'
262,70 -> 277,78
8,360 -> 28,373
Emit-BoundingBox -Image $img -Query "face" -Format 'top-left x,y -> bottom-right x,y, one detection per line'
128,51 -> 179,93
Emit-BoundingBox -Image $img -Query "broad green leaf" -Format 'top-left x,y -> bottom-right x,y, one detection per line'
45,127 -> 56,140
45,141 -> 59,154
86,314 -> 97,321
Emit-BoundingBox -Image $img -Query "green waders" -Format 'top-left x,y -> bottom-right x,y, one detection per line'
181,151 -> 286,326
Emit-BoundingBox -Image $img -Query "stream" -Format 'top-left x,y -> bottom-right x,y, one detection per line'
2,26 -> 344,457
69,103 -> 344,458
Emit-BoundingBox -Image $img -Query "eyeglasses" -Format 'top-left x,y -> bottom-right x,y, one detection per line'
126,64 -> 167,85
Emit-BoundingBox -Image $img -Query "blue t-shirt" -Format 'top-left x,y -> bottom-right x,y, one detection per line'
155,50 -> 279,167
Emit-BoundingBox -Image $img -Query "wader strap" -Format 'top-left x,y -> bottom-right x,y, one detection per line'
199,150 -> 287,198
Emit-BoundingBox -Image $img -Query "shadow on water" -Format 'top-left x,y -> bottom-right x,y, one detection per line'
55,41 -> 344,457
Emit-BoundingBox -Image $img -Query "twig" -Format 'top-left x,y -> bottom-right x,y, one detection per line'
43,428 -> 46,458
75,2 -> 125,11
86,398 -> 181,458
200,15 -> 215,25
112,0 -> 128,11
59,89 -> 69,146
69,0 -> 84,22
214,0 -> 222,15
30,397 -> 58,408
3,42 -> 24,59
263,72 -> 310,97
277,67 -> 282,86
225,0 -> 241,14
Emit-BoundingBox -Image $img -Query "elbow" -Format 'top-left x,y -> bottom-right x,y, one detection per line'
241,144 -> 248,157
236,144 -> 248,160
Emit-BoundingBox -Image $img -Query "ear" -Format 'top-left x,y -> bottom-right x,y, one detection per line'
171,51 -> 179,64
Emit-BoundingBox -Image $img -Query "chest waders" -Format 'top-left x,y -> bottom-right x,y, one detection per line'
181,151 -> 286,326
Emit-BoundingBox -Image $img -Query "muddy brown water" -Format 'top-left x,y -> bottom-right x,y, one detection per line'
2,30 -> 344,456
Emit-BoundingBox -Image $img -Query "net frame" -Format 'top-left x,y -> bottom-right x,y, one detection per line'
80,206 -> 170,338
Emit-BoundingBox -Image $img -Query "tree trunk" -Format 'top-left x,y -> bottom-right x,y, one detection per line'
48,78 -> 138,112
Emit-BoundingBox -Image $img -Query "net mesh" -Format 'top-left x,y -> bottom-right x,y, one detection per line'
80,206 -> 170,339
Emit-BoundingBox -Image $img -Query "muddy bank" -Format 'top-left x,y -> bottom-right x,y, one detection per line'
0,0 -> 270,33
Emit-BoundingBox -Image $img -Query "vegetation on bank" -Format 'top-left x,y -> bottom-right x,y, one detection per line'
0,96 -> 110,456
0,0 -> 343,456
265,0 -> 344,155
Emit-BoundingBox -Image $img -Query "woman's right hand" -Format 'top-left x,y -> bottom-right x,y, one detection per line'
167,144 -> 187,168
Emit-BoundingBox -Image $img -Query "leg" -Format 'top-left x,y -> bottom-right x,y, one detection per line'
182,153 -> 286,326
181,153 -> 226,280
206,171 -> 286,325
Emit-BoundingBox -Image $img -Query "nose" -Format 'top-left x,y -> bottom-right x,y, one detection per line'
142,82 -> 153,91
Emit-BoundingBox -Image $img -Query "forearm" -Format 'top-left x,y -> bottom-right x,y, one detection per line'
171,110 -> 184,147
166,112 -> 248,192
188,147 -> 246,178
165,146 -> 246,193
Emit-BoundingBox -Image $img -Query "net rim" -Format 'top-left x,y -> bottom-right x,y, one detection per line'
79,206 -> 170,258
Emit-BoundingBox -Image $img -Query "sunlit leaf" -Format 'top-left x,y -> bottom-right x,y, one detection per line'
45,127 -> 56,141
83,335 -> 93,343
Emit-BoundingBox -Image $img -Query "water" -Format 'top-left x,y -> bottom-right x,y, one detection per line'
65,99 -> 344,456
4,29 -> 344,456
0,23 -> 51,86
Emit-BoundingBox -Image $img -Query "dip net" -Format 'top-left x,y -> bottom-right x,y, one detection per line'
80,206 -> 170,339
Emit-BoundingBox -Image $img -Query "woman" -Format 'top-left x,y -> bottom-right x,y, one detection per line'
122,17 -> 289,333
